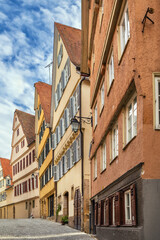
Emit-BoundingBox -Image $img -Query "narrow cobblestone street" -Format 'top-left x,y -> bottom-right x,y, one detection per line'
0,219 -> 96,240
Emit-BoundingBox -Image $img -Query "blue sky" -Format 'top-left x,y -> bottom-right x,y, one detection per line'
0,0 -> 81,158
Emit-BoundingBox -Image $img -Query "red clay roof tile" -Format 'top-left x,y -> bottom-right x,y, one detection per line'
0,158 -> 12,179
55,22 -> 81,67
34,81 -> 52,124
15,110 -> 35,146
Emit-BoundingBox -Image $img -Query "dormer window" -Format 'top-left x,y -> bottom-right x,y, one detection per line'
58,44 -> 63,68
6,178 -> 11,186
17,128 -> 19,136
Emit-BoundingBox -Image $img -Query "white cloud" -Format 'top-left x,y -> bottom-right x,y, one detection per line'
0,34 -> 13,58
0,0 -> 81,158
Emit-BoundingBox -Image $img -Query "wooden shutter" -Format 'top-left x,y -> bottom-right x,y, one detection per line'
94,202 -> 98,225
33,150 -> 35,162
32,178 -> 34,189
98,201 -> 101,226
115,192 -> 121,226
130,184 -> 137,226
109,197 -> 112,225
105,198 -> 109,226
29,179 -> 31,191
36,175 -> 38,188
120,191 -> 125,225
67,58 -> 71,80
73,141 -> 76,164
67,149 -> 70,169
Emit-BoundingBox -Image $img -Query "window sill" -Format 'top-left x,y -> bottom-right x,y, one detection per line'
93,177 -> 97,182
123,135 -> 136,151
99,105 -> 104,117
107,79 -> 114,97
154,127 -> 160,131
110,155 -> 118,165
100,168 -> 106,174
118,38 -> 130,66
93,125 -> 97,132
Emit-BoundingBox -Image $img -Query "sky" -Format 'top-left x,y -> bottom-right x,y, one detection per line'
0,0 -> 81,159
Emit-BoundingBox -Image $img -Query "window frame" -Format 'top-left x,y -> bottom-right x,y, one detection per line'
124,189 -> 132,225
94,155 -> 97,179
108,48 -> 114,90
101,140 -> 106,172
100,81 -> 104,112
118,1 -> 130,59
111,122 -> 118,161
154,75 -> 160,129
94,103 -> 98,128
126,93 -> 137,144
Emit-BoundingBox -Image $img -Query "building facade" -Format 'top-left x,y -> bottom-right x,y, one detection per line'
81,0 -> 160,239
50,22 -> 92,232
0,158 -> 12,219
10,109 -> 40,219
34,82 -> 55,219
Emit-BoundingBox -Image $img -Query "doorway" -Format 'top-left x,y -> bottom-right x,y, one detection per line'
63,192 -> 69,216
74,189 -> 81,230
48,194 -> 54,217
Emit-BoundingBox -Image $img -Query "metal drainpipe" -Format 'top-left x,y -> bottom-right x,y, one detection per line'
79,76 -> 89,231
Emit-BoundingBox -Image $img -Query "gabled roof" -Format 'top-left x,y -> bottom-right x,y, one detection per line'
15,109 -> 35,146
34,81 -> 52,124
55,22 -> 81,67
0,158 -> 12,178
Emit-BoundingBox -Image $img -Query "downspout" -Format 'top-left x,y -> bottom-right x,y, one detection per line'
79,75 -> 89,231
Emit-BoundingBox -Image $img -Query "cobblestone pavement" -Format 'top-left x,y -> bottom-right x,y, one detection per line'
0,219 -> 97,240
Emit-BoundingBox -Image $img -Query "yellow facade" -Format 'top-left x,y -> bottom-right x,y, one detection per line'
34,88 -> 55,219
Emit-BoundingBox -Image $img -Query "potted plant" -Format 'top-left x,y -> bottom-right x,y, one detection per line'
61,215 -> 68,225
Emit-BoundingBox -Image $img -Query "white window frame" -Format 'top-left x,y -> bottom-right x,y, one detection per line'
108,49 -> 114,88
124,189 -> 132,224
126,93 -> 137,143
100,81 -> 104,110
119,1 -> 130,56
94,155 -> 97,179
155,76 -> 160,129
101,141 -> 106,171
94,103 -> 97,128
111,123 -> 118,160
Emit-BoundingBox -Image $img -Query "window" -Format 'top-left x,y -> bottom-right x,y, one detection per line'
154,76 -> 160,128
94,103 -> 97,128
20,160 -> 22,171
100,82 -> 104,110
26,156 -> 28,167
101,141 -> 106,171
126,93 -> 137,143
99,0 -> 104,29
119,1 -> 130,56
57,44 -> 63,67
29,153 -> 31,165
16,145 -> 19,153
33,200 -> 35,208
108,49 -> 114,89
32,150 -> 35,162
111,123 -> 118,160
94,155 -> 97,179
124,190 -> 132,224
26,202 -> 28,210
17,128 -> 19,136
23,158 -> 25,169
21,139 -> 25,148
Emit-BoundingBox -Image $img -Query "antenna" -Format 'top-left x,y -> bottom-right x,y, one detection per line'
45,61 -> 53,84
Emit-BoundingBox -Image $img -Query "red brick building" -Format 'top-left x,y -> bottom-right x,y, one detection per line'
81,0 -> 160,239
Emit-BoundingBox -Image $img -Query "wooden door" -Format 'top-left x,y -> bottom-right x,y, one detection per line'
74,189 -> 81,230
